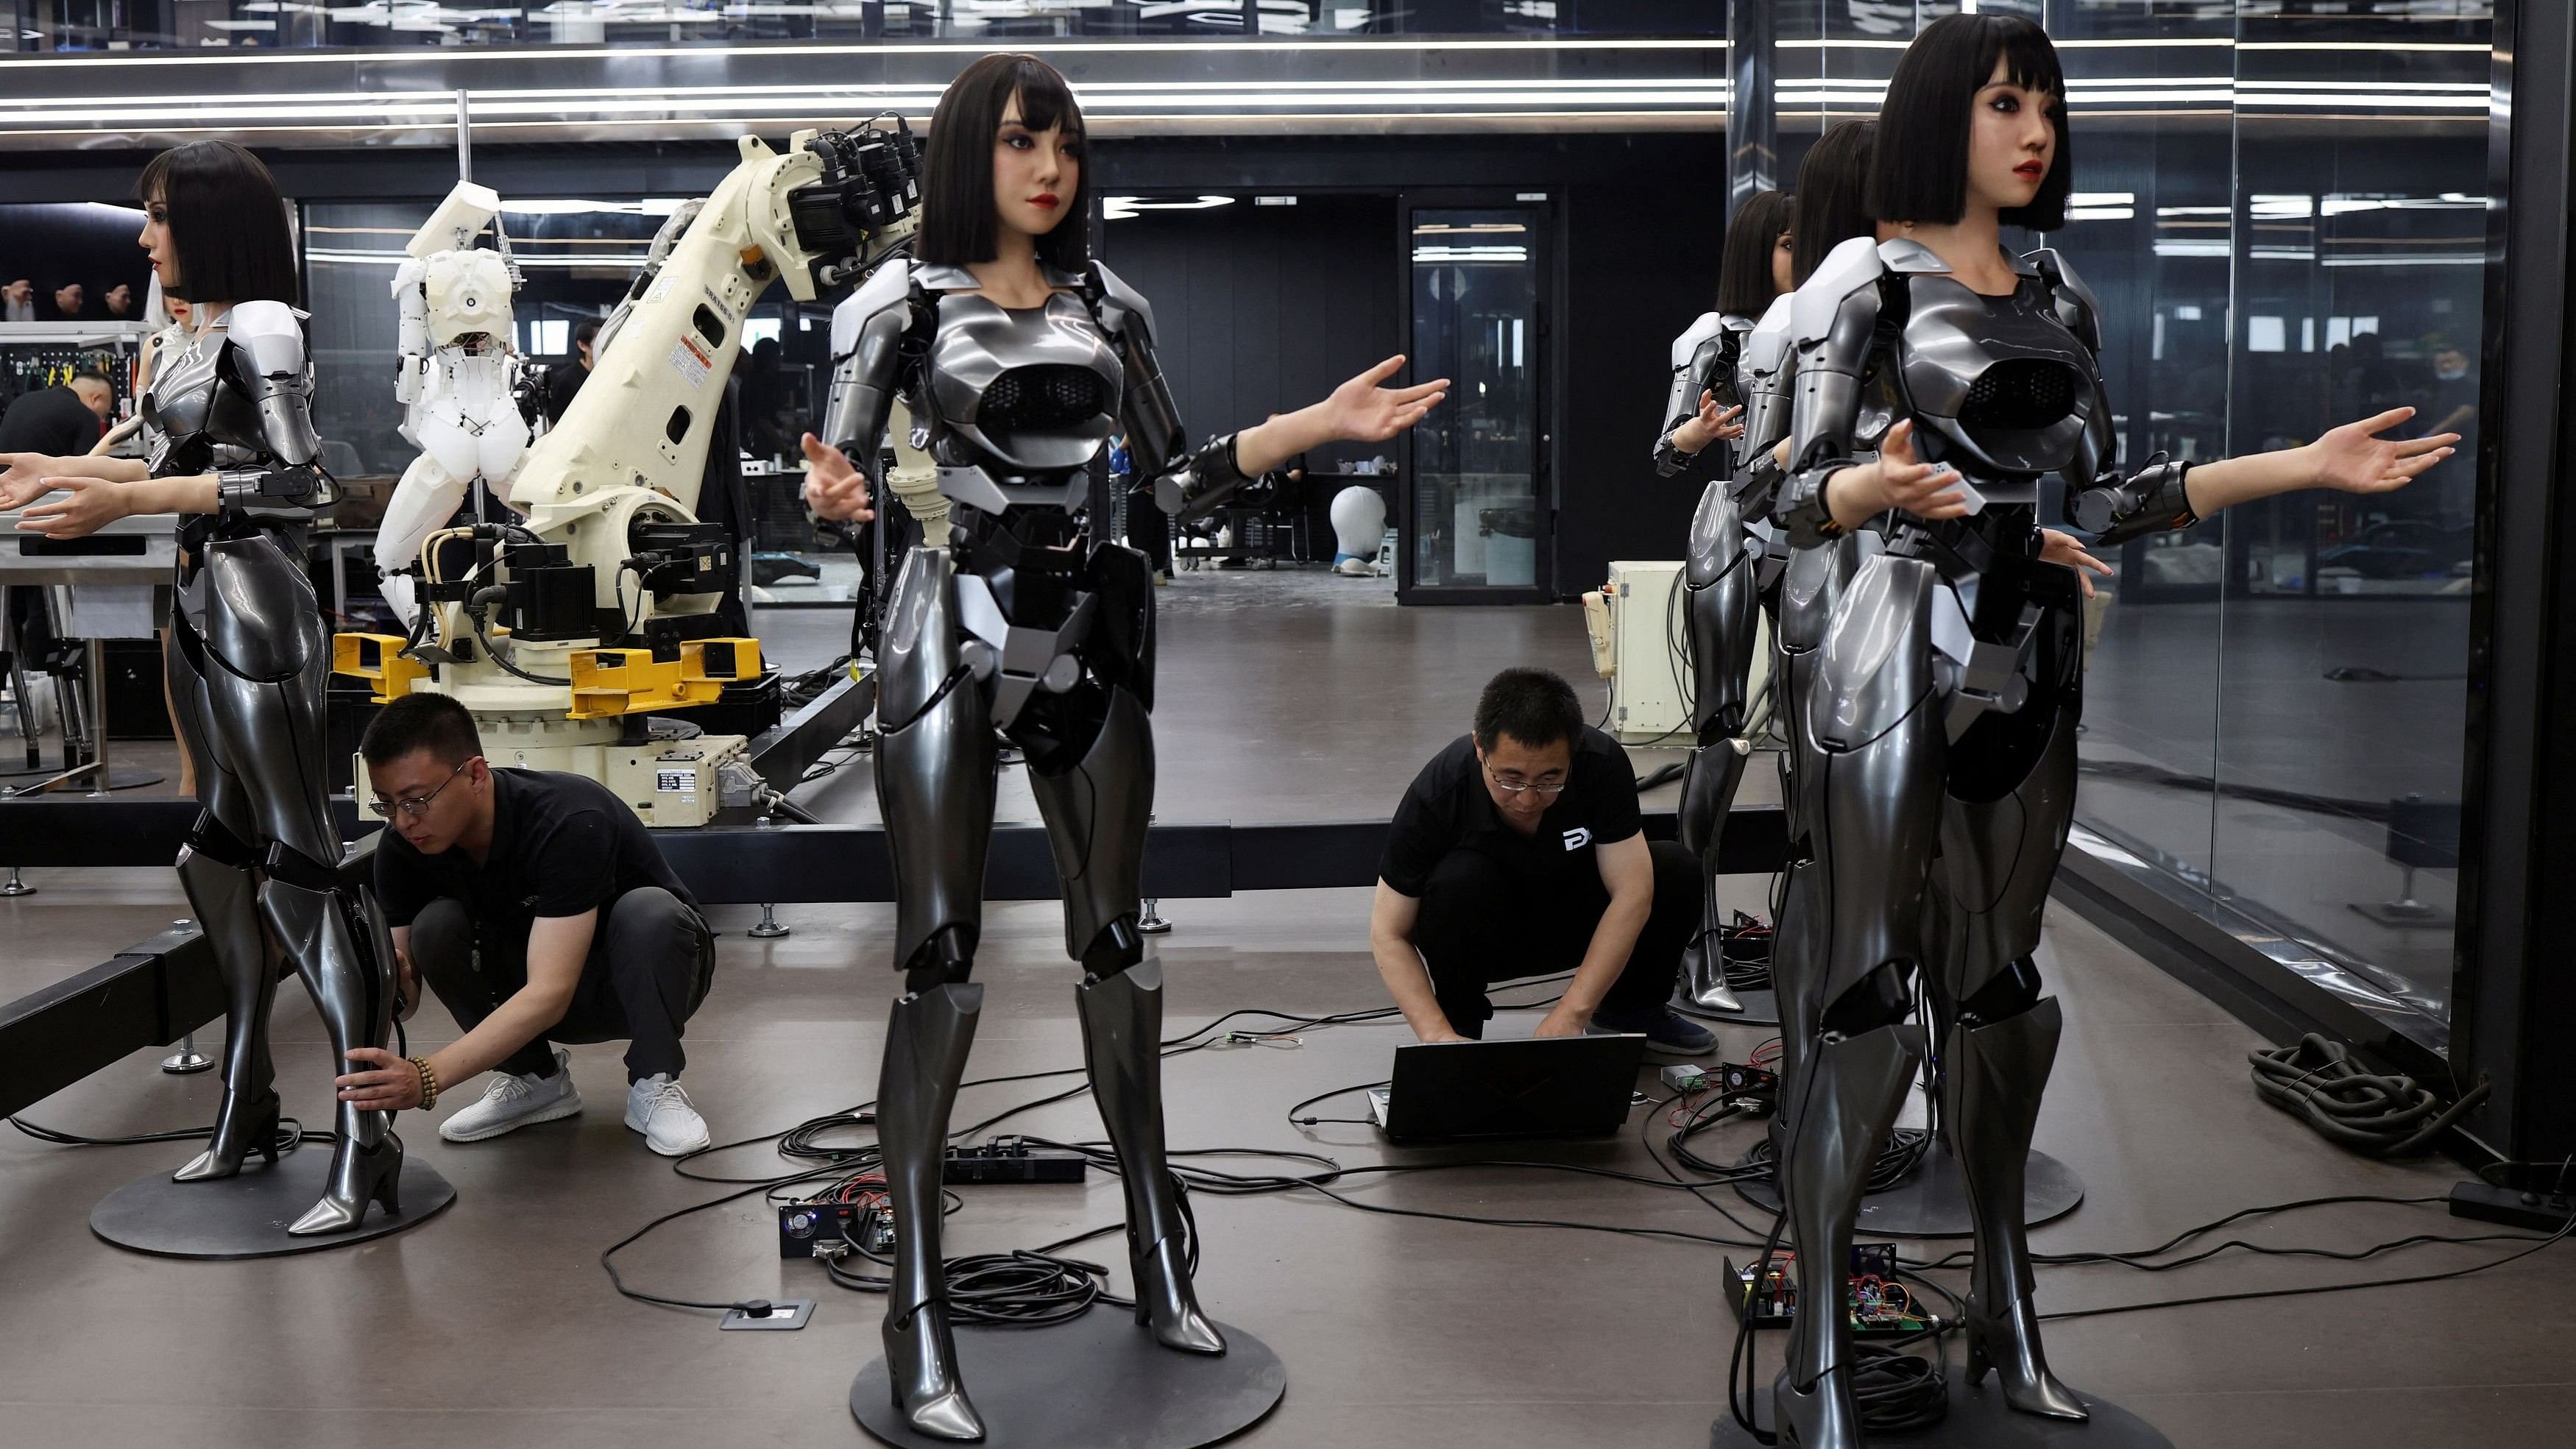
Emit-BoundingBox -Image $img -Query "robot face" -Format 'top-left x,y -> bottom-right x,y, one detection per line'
425,250 -> 515,347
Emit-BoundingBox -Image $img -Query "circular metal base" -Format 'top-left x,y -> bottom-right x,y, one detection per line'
1710,1378 -> 2171,1448
1675,985 -> 1781,1028
1731,1141 -> 2085,1238
0,877 -> 35,897
159,1050 -> 216,1075
91,1151 -> 456,1259
747,922 -> 792,939
851,1314 -> 1284,1449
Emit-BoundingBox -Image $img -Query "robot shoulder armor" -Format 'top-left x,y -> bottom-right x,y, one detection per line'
1791,235 -> 1888,343
2024,247 -> 2104,344
1088,258 -> 1158,341
1671,311 -> 1724,368
224,301 -> 311,372
1744,293 -> 1795,373
831,258 -> 915,356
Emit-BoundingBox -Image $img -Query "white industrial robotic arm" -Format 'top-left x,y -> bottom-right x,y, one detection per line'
381,121 -> 920,712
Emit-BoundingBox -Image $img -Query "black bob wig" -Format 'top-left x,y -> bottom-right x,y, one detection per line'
1716,189 -> 1793,317
136,141 -> 299,308
1868,13 -> 2072,233
1791,119 -> 1877,285
918,53 -> 1090,273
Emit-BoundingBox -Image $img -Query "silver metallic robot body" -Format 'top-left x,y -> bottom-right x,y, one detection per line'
152,302 -> 402,1235
1761,235 -> 2193,1446
827,258 -> 1245,1441
1655,310 -> 1762,1016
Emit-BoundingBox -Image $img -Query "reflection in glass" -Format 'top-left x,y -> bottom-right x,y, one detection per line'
1407,207 -> 1541,592
4,1 -> 1724,54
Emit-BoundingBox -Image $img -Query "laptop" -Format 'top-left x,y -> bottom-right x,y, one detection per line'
1367,1033 -> 1650,1143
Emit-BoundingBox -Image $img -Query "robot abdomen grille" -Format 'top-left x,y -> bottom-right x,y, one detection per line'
1958,359 -> 2078,431
982,364 -> 1113,432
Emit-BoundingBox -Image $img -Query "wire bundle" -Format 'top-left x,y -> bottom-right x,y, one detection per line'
2249,1033 -> 2488,1158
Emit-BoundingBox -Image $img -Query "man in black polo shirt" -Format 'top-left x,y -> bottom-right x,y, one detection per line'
331,694 -> 718,1155
1370,667 -> 1714,1054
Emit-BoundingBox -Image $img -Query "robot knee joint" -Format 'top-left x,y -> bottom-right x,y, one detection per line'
1960,956 -> 2043,1025
902,924 -> 979,993
1820,962 -> 1914,1039
1078,918 -> 1146,981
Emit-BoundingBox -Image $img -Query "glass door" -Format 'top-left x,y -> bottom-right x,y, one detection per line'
1401,199 -> 1551,601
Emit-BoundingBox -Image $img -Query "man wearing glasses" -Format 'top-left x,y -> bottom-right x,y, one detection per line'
1369,667 -> 1713,1055
330,694 -> 718,1155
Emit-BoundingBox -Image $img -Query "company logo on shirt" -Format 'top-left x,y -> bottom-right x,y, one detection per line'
1561,826 -> 1592,851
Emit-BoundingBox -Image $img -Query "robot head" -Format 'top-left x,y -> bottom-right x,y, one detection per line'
425,249 -> 515,348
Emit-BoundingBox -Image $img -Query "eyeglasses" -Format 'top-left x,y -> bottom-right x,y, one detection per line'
369,758 -> 472,820
1485,762 -> 1568,797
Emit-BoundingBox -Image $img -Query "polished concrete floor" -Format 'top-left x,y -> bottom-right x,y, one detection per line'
1,565 -> 2563,1448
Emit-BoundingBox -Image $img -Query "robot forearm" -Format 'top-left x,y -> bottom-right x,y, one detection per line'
1150,433 -> 1251,522
2070,458 -> 2196,547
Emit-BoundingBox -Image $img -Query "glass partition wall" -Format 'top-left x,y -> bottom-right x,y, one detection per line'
1764,1 -> 2491,1061
1,0 -> 1722,54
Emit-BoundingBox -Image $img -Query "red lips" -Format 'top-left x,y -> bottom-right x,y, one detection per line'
2014,162 -> 2045,178
1031,193 -> 1061,209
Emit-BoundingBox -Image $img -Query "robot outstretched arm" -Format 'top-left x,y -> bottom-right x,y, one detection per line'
1769,238 -> 1889,548
2069,458 -> 2195,546
1090,261 -> 1248,522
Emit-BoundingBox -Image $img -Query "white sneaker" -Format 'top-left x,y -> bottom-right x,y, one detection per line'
439,1049 -> 584,1142
624,1074 -> 712,1157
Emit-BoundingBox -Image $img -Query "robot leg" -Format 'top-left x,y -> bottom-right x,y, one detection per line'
164,613 -> 283,1182
194,536 -> 403,1234
1929,605 -> 2087,1420
1027,684 -> 1225,1356
872,545 -> 998,1442
1676,481 -> 1758,1014
375,452 -> 467,633
1773,556 -> 1948,1449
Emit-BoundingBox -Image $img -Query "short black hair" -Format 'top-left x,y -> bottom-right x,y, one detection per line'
1717,189 -> 1793,316
137,141 -> 299,307
1868,13 -> 2072,233
919,52 -> 1089,274
359,692 -> 484,770
1792,119 -> 1878,285
573,317 -> 601,348
1473,667 -> 1584,754
70,366 -> 112,386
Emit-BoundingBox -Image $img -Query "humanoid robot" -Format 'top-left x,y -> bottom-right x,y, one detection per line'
825,247 -> 1245,1441
1652,190 -> 1789,1018
807,54 -> 1444,1442
376,182 -> 534,632
1755,18 -> 2449,1445
120,144 -> 403,1236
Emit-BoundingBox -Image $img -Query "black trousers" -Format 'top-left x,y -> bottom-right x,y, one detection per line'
1413,838 -> 1702,1038
410,887 -> 715,1083
1125,482 -> 1174,572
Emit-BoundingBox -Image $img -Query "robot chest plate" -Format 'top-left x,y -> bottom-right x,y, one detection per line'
144,334 -> 266,472
925,292 -> 1122,474
1897,277 -> 2098,479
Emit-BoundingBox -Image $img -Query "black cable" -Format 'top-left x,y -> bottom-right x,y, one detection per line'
2249,1034 -> 2488,1157
2034,1208 -> 2575,1325
467,609 -> 573,687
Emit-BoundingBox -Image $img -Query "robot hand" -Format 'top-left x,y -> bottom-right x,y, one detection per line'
801,433 -> 876,523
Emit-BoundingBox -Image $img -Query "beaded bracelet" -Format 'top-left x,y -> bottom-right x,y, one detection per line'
410,1056 -> 440,1110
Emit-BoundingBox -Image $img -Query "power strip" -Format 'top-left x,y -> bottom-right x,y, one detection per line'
943,1141 -> 1088,1184
2448,1180 -> 2576,1233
